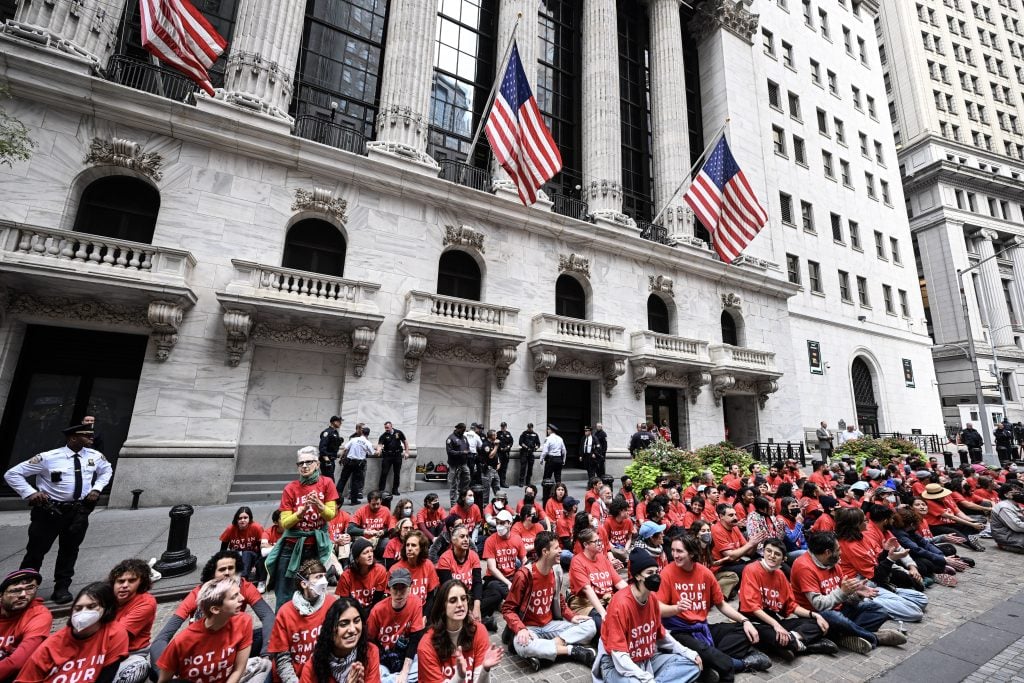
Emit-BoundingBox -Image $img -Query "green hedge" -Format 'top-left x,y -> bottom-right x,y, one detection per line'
624,441 -> 755,491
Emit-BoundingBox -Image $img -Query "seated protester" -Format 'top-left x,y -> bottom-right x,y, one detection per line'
636,488 -> 656,523
481,510 -> 526,632
791,532 -> 906,654
416,493 -> 446,543
416,580 -> 502,683
352,491 -> 396,550
658,535 -> 772,681
908,499 -> 973,571
807,461 -> 835,497
556,497 -> 579,549
568,528 -> 628,634
590,486 -> 612,529
681,497 -> 705,530
326,507 -> 352,576
436,526 -> 483,622
665,489 -> 688,529
910,471 -> 931,498
689,521 -> 740,599
482,490 -> 510,529
383,518 -> 415,569
390,530 -> 440,615
833,507 -> 928,623
682,477 -> 700,504
18,582 -> 128,683
889,508 -> 956,587
947,476 -> 992,520
990,484 -> 1024,553
584,477 -> 605,512
544,483 -> 570,526
799,483 -> 822,516
0,570 -> 52,683
594,548 -> 702,683
920,483 -> 985,550
571,511 -> 596,556
261,510 -> 285,559
300,598 -> 381,683
972,477 -> 1000,507
500,530 -> 597,672
778,498 -> 808,561
109,559 -> 157,683
393,499 -> 416,525
766,466 -> 787,494
864,506 -> 926,592
516,485 -> 547,529
598,498 -> 635,563
336,538 -> 389,612
738,539 -> 836,661
619,476 -> 638,518
511,508 -> 542,558
633,521 -> 669,569
269,560 -> 337,683
809,496 -> 838,533
220,506 -> 267,592
367,569 -> 425,683
745,496 -> 786,554
646,499 -> 668,528
427,515 -> 463,565
733,487 -> 757,530
711,504 -> 765,577
449,490 -> 483,540
722,464 -> 744,492
701,488 -> 721,524
151,551 -> 273,666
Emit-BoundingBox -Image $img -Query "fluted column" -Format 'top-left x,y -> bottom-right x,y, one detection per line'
581,0 -> 631,228
217,0 -> 304,121
1010,245 -> 1024,332
4,0 -> 125,68
366,0 -> 439,172
975,229 -> 1015,348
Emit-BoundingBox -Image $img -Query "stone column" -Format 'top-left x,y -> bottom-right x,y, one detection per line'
1008,245 -> 1024,333
217,0 -> 305,122
581,0 -> 631,228
975,229 -> 1015,348
4,0 -> 125,68
366,0 -> 439,174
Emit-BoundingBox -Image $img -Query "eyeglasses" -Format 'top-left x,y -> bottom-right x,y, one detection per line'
585,539 -> 603,546
3,585 -> 38,596
297,460 -> 317,467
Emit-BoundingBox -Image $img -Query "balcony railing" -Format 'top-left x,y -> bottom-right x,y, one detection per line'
105,56 -> 197,103
532,314 -> 626,349
224,260 -> 380,309
438,160 -> 491,192
551,194 -> 591,221
709,343 -> 778,373
630,330 -> 710,363
637,220 -> 670,245
405,291 -> 519,329
293,116 -> 368,155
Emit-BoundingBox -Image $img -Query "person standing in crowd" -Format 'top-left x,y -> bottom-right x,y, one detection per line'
465,423 -> 484,485
0,569 -> 51,683
302,598 -> 381,683
4,423 -> 112,604
318,416 -> 343,480
339,427 -> 373,506
481,509 -> 526,632
592,423 -> 608,480
108,559 -> 157,683
446,423 -> 472,508
377,421 -> 409,497
539,424 -> 567,484
496,422 -> 515,489
220,506 -> 267,593
518,423 -> 541,488
580,427 -> 596,482
960,423 -> 984,463
594,548 -> 702,683
628,424 -> 654,456
417,580 -> 503,683
816,421 -> 833,464
268,559 -> 337,683
994,422 -> 1014,462
366,568 -> 424,683
479,430 -> 502,499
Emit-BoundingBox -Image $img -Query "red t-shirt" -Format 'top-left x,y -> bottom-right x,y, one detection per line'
328,510 -> 352,544
837,536 -> 881,580
515,501 -> 546,522
353,505 -> 394,535
115,592 -> 157,652
437,549 -> 481,587
16,622 -> 129,683
924,497 -> 958,526
366,595 -> 425,651
416,626 -> 490,683
656,561 -> 723,623
280,478 -> 340,532
389,560 -> 439,606
219,523 -> 264,553
416,506 -> 447,536
555,516 -> 574,543
451,504 -> 483,533
482,533 -> 526,578
521,565 -> 556,627
263,524 -> 283,546
702,504 -> 720,524
739,560 -> 797,616
790,552 -> 844,612
681,511 -> 702,529
710,522 -> 746,571
810,513 -> 836,533
808,471 -> 834,494
510,522 -> 539,554
590,501 -> 608,527
0,599 -> 52,680
544,498 -> 567,525
336,565 -> 389,609
268,595 -> 336,682
600,516 -> 634,548
569,552 -> 619,599
298,643 -> 380,683
383,537 -> 403,561
600,589 -> 664,664
175,580 -> 263,620
157,615 -> 252,683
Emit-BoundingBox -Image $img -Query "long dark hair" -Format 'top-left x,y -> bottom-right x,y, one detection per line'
687,521 -> 714,566
310,598 -> 369,683
429,580 -> 477,662
835,507 -> 866,541
571,511 -> 592,548
232,506 -> 254,527
74,582 -> 118,624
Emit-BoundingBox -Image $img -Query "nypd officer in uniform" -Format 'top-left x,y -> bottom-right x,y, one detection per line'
3,423 -> 112,604
318,415 -> 343,479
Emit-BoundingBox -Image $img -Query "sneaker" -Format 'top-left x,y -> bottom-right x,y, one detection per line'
874,629 -> 908,647
741,651 -> 772,672
569,645 -> 596,667
256,581 -> 266,594
802,638 -> 839,656
836,635 -> 873,654
966,535 -> 986,552
935,573 -> 958,587
525,657 -> 542,673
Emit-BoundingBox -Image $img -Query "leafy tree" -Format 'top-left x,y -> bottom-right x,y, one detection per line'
0,83 -> 35,167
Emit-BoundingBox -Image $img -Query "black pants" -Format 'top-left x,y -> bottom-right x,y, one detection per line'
671,623 -> 754,682
337,458 -> 366,504
586,453 -> 606,480
320,457 -> 337,479
497,450 -> 510,487
749,616 -> 823,658
378,455 -> 403,493
518,451 -> 534,486
542,458 -> 563,483
480,578 -> 509,617
22,503 -> 92,588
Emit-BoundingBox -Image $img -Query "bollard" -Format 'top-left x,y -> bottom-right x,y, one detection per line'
153,504 -> 197,578
541,477 -> 556,503
943,451 -> 954,469
130,489 -> 144,510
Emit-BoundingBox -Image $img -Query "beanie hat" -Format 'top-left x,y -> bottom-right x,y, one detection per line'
628,548 -> 657,578
0,569 -> 41,593
351,538 -> 373,560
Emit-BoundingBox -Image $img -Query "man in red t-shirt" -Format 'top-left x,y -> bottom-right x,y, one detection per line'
366,568 -> 425,681
710,505 -> 764,576
268,559 -> 336,683
480,510 -> 526,631
0,569 -> 52,683
598,498 -> 634,560
352,491 -> 395,545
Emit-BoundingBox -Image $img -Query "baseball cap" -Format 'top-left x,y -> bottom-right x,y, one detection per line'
850,481 -> 870,492
388,568 -> 413,588
638,520 -> 666,540
495,510 -> 515,523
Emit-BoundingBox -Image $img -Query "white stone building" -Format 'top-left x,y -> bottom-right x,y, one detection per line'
876,0 -> 1024,430
0,0 -> 941,507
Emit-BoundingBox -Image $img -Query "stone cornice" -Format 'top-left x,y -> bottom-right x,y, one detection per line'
901,158 -> 1024,200
689,0 -> 760,45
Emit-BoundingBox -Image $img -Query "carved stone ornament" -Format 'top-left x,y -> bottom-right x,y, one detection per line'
586,178 -> 622,201
649,275 -> 674,294
7,293 -> 149,327
424,344 -> 494,366
532,350 -> 558,392
721,292 -> 742,310
402,332 -> 428,382
443,225 -> 485,253
350,326 -> 376,378
558,254 -> 591,279
686,371 -> 713,405
85,138 -> 164,181
631,366 -> 712,403
756,379 -> 779,409
632,363 -> 659,400
731,254 -> 777,270
603,360 -> 626,397
222,310 -> 253,367
147,301 -> 184,361
689,0 -> 761,45
712,373 -> 736,406
250,322 -> 352,349
494,345 -> 517,390
292,188 -> 348,224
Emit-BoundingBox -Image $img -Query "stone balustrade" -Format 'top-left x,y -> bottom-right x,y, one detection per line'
630,330 -> 710,362
404,290 -> 519,330
709,343 -> 777,373
225,260 -> 380,310
532,313 -> 626,350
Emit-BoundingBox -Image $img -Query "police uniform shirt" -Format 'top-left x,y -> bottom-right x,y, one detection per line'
378,429 -> 407,456
346,436 -> 373,461
465,431 -> 483,452
583,434 -> 593,454
4,446 -> 113,502
319,427 -> 342,457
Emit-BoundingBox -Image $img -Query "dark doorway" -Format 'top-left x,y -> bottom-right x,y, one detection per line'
282,219 -> 347,276
647,295 -> 670,334
852,357 -> 880,436
645,386 -> 679,446
0,326 -> 148,496
721,310 -> 738,345
547,377 -> 592,467
723,395 -> 758,446
437,250 -> 482,301
555,275 -> 587,319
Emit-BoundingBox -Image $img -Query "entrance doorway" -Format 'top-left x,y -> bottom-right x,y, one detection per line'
852,357 -> 880,436
0,325 -> 148,495
547,377 -> 592,467
723,395 -> 759,446
645,386 -> 680,446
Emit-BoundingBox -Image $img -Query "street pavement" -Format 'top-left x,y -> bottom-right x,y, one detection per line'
1,474 -> 1023,681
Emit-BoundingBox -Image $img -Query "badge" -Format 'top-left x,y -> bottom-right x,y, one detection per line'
28,455 -> 42,465
88,459 -> 95,466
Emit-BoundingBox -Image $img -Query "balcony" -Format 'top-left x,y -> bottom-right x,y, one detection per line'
105,56 -> 198,104
708,343 -> 783,408
438,160 -> 491,192
629,331 -> 713,400
551,194 -> 591,222
398,291 -> 524,387
293,116 -> 368,156
528,314 -> 630,395
637,220 -> 670,245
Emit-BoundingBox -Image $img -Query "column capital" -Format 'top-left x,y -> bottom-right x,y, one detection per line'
974,228 -> 1000,243
689,0 -> 760,45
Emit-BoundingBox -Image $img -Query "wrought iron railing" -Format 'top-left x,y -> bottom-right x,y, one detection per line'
551,194 -> 590,221
293,116 -> 368,155
438,160 -> 491,192
877,433 -> 945,454
637,220 -> 670,245
105,55 -> 196,103
742,442 -> 808,467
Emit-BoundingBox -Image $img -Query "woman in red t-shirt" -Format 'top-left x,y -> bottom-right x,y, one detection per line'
436,527 -> 483,621
301,597 -> 381,683
383,518 -> 415,569
336,539 -> 389,611
390,530 -> 440,611
17,582 -> 129,683
220,506 -> 267,590
416,580 -> 502,683
108,558 -> 157,683
544,483 -> 569,526
568,528 -> 627,630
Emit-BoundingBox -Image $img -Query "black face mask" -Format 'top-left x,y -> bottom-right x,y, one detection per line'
643,574 -> 661,592
523,495 -> 535,504
430,501 -> 440,509
624,484 -> 633,492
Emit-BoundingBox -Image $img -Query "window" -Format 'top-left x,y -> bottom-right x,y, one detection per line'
810,59 -> 821,84
859,132 -> 869,156
772,126 -> 787,156
890,237 -> 901,263
817,108 -> 829,134
867,95 -> 877,118
793,135 -> 807,164
899,289 -> 910,316
721,311 -> 739,346
874,230 -> 886,259
856,276 -> 869,306
849,220 -> 860,249
834,117 -> 845,144
555,274 -> 587,319
865,172 -> 876,198
437,250 -> 482,300
858,37 -> 868,64
787,253 -> 801,284
831,212 -> 843,241
808,260 -> 823,293
843,26 -> 853,54
827,70 -> 838,94
839,270 -> 852,301
823,151 -> 834,178
788,92 -> 801,119
852,85 -> 862,109
780,192 -> 795,224
803,0 -> 814,26
768,80 -> 782,108
883,284 -> 895,314
782,41 -> 794,68
819,8 -> 830,38
282,219 -> 348,277
874,141 -> 885,165
619,1 -> 655,222
801,200 -> 815,231
647,294 -> 670,334
840,159 -> 852,186
763,28 -> 776,56
1003,372 -> 1015,401
73,176 -> 160,244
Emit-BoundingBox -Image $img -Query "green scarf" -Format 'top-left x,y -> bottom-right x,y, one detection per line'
264,526 -> 332,584
299,471 -> 321,486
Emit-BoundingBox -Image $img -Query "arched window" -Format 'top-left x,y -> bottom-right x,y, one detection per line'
555,274 -> 587,319
73,176 -> 160,244
647,294 -> 670,334
282,219 -> 347,276
437,250 -> 482,301
721,310 -> 739,346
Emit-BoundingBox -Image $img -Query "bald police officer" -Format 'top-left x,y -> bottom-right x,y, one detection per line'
4,423 -> 112,604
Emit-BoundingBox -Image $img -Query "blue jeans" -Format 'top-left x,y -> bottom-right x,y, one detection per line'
818,600 -> 889,646
598,652 -> 700,683
381,657 -> 418,683
867,582 -> 928,622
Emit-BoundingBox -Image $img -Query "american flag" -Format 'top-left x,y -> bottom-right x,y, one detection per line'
139,0 -> 228,97
682,136 -> 768,263
484,42 -> 562,206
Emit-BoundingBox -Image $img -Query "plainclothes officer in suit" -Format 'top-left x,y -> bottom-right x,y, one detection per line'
318,415 -> 344,479
3,423 -> 113,604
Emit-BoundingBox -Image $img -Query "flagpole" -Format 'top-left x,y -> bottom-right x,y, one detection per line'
463,14 -> 522,165
650,119 -> 729,227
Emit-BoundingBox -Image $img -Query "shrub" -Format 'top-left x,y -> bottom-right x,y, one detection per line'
834,436 -> 925,470
625,440 -> 754,491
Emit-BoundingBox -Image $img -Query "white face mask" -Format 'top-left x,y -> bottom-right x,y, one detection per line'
71,609 -> 102,632
307,577 -> 329,597
465,497 -> 474,506
402,507 -> 413,517
493,500 -> 504,510
497,523 -> 511,537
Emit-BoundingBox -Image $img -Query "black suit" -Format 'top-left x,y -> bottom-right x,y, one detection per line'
592,429 -> 608,478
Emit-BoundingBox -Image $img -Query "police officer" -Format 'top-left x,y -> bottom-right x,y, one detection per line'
446,423 -> 472,507
517,423 -> 541,488
465,422 -> 484,484
376,421 -> 408,495
4,423 -> 112,604
496,422 -> 514,488
318,415 -> 343,479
